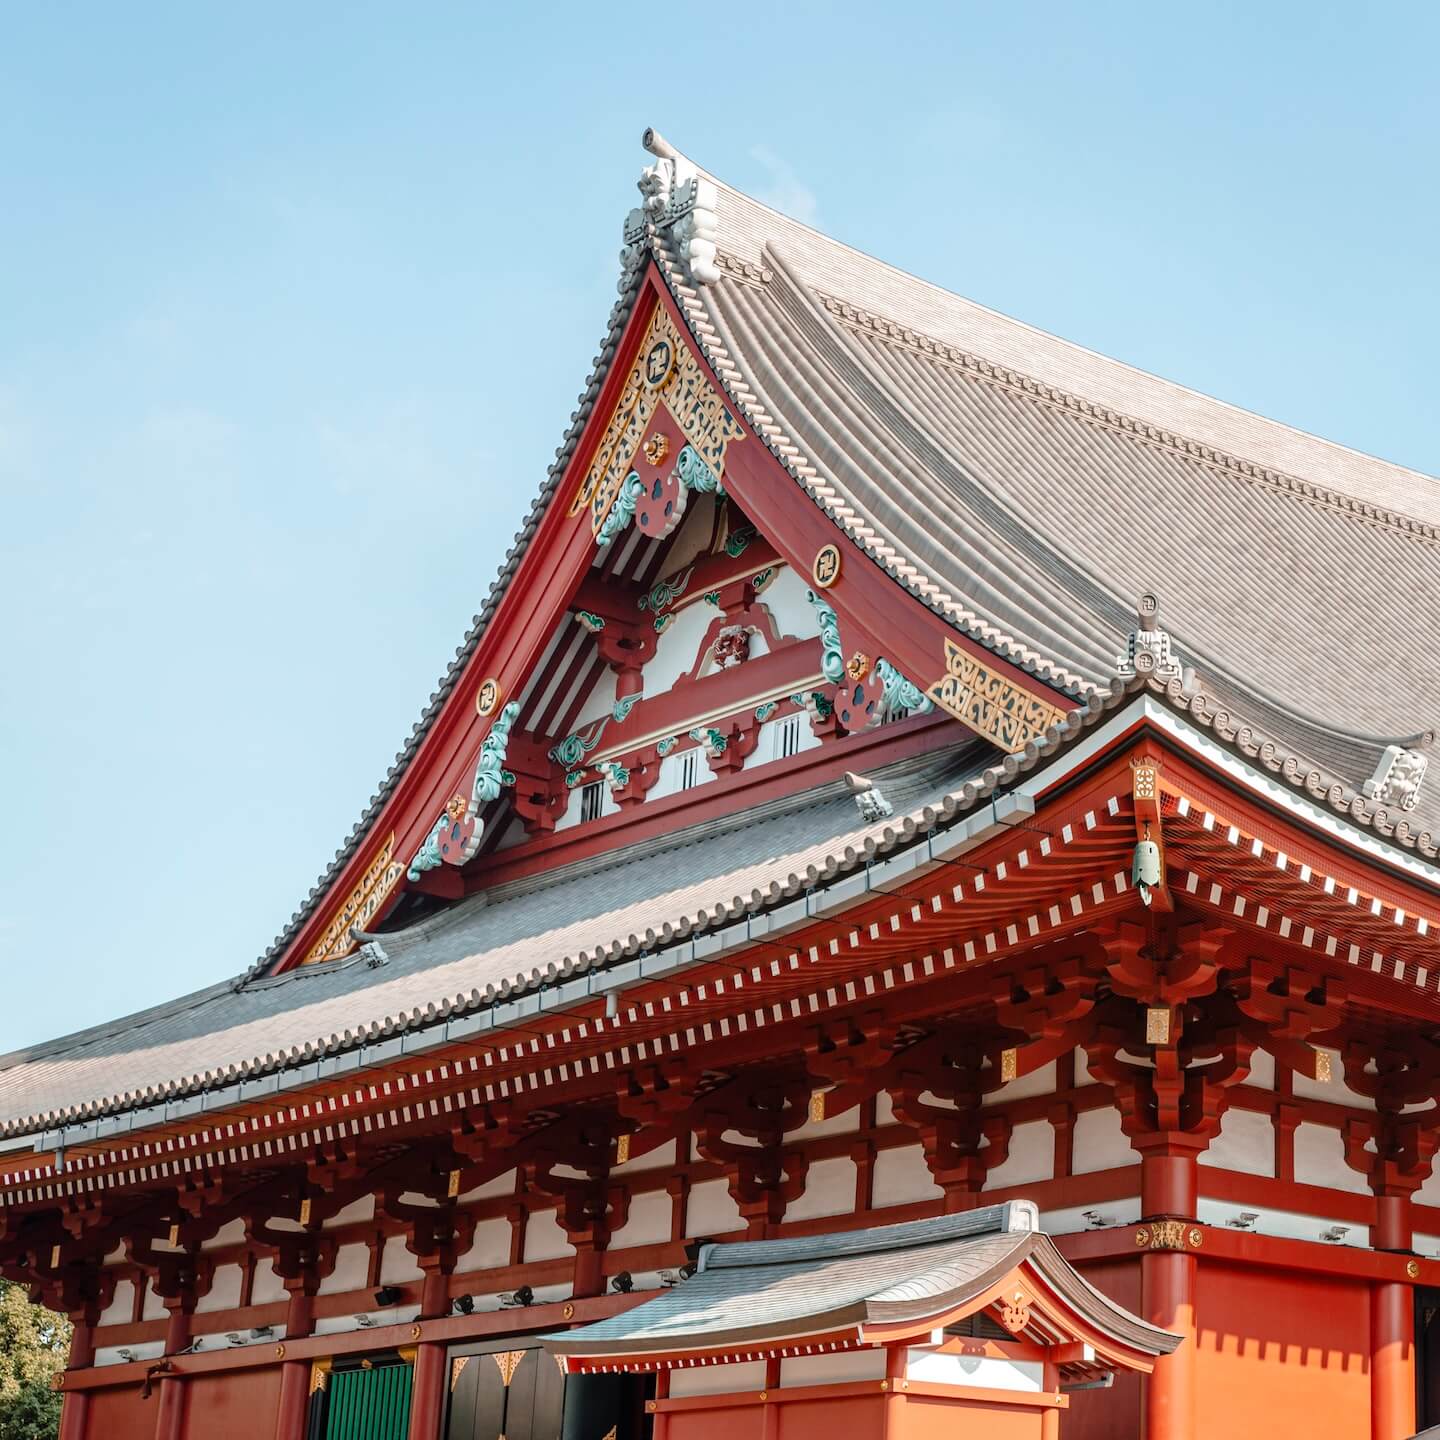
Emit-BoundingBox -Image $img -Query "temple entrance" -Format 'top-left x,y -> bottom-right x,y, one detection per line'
443,1341 -> 651,1440
308,1355 -> 414,1440
1417,1288 -> 1440,1430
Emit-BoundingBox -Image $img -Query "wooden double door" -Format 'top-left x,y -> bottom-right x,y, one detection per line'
443,1341 -> 649,1440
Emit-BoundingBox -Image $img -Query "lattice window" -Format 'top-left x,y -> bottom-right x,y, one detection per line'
580,781 -> 604,823
778,713 -> 804,759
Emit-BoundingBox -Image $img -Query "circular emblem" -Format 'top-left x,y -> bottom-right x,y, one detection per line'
475,678 -> 502,717
562,1303 -> 575,1320
1188,1227 -> 1204,1249
644,340 -> 674,388
275,1344 -> 286,1359
812,543 -> 842,589
1409,1260 -> 1421,1279
409,1324 -> 422,1340
1134,1226 -> 1151,1248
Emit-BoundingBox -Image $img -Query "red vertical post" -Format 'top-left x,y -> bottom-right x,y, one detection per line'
1372,1193 -> 1416,1440
407,1342 -> 447,1440
58,1314 -> 96,1440
1141,1150 -> 1197,1440
275,1363 -> 312,1440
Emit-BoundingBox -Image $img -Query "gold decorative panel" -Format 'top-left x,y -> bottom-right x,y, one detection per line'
303,835 -> 404,966
925,640 -> 1067,753
572,304 -> 744,538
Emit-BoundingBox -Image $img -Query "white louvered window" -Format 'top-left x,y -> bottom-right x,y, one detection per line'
777,713 -> 804,760
580,780 -> 604,823
678,750 -> 700,791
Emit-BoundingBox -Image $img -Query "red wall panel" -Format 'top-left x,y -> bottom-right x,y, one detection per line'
1195,1262 -> 1370,1440
181,1366 -> 283,1440
81,1386 -> 153,1440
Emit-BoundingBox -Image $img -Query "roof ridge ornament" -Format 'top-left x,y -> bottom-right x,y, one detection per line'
620,128 -> 720,291
1363,741 -> 1430,813
1116,592 -> 1184,685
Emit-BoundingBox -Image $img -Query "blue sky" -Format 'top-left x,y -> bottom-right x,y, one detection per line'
2,3 -> 1437,1056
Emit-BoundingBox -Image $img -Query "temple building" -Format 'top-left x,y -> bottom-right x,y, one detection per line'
6,128 -> 1440,1440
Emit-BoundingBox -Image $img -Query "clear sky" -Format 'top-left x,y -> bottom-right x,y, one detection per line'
3,3 -> 1437,1057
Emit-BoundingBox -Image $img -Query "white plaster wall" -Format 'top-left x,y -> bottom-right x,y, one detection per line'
670,1361 -> 767,1398
1293,1048 -> 1373,1108
872,1144 -> 941,1208
1246,1049 -> 1276,1089
194,1262 -> 243,1314
984,1120 -> 1052,1190
324,1196 -> 376,1228
459,1169 -> 517,1203
1416,1166 -> 1440,1209
1073,1047 -> 1093,1084
786,1157 -> 857,1222
1196,1197 -> 1369,1249
782,1351 -> 887,1387
1042,1198 -> 1141,1235
684,1179 -> 742,1237
1071,1107 -> 1133,1174
318,1243 -> 371,1296
456,1217 -> 513,1274
1293,1122 -> 1369,1195
609,1190 -> 673,1250
982,1061 -> 1057,1107
250,1258 -> 288,1306
757,566 -> 816,640
791,1104 -> 860,1142
1200,1109 -> 1275,1177
522,1208 -> 575,1262
141,1278 -> 166,1322
639,600 -> 717,697
907,1348 -> 1042,1393
200,1220 -> 246,1251
97,1276 -> 134,1328
875,1092 -> 897,1126
616,1139 -> 677,1176
379,1234 -> 424,1284
571,660 -> 621,729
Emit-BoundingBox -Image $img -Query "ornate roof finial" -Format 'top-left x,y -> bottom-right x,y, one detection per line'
619,128 -> 721,292
1116,592 -> 1184,685
1363,742 -> 1429,813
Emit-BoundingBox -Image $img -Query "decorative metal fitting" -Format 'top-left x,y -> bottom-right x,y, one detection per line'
643,432 -> 670,465
846,651 -> 871,681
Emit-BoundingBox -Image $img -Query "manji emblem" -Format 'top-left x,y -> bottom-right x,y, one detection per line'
573,304 -> 744,539
475,677 -> 503,717
811,542 -> 841,589
925,639 -> 1067,754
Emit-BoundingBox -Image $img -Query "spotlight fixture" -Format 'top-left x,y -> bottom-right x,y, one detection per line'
355,1315 -> 378,1328
248,1326 -> 274,1340
1226,1212 -> 1260,1231
226,1333 -> 245,1347
1081,1211 -> 1111,1230
499,1285 -> 534,1308
659,1269 -> 681,1288
610,1271 -> 634,1295
117,1349 -> 136,1363
1320,1225 -> 1350,1244
452,1294 -> 475,1316
373,1286 -> 403,1308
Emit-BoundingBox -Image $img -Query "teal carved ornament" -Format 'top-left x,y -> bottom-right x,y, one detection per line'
408,702 -> 519,881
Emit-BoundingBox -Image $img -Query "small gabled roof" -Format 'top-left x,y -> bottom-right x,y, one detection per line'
546,1203 -> 1178,1371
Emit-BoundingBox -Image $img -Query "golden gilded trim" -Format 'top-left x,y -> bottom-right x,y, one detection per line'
493,1350 -> 526,1387
309,1359 -> 332,1395
615,1134 -> 631,1165
303,835 -> 404,966
1313,1048 -> 1333,1083
808,1089 -> 827,1124
450,1356 -> 471,1391
1145,1007 -> 1172,1046
572,304 -> 743,537
925,640 -> 1067,754
1135,1221 -> 1203,1251
1000,1048 -> 1018,1083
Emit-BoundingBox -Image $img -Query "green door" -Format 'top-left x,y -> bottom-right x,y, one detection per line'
323,1361 -> 413,1440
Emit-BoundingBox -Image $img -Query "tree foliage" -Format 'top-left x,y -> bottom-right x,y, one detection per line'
0,1282 -> 69,1440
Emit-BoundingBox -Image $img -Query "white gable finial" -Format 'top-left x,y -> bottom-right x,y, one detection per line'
1117,592 -> 1184,685
619,128 -> 721,292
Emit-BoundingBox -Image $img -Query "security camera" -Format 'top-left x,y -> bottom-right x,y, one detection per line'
610,1272 -> 634,1294
499,1286 -> 534,1308
355,1314 -> 378,1328
373,1286 -> 403,1308
248,1326 -> 273,1340
452,1294 -> 475,1315
117,1348 -> 136,1363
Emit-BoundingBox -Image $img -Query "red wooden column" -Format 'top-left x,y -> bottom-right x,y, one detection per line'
1371,1193 -> 1415,1440
1139,1147 -> 1198,1440
275,1291 -> 317,1440
407,1341 -> 447,1440
57,1322 -> 95,1440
